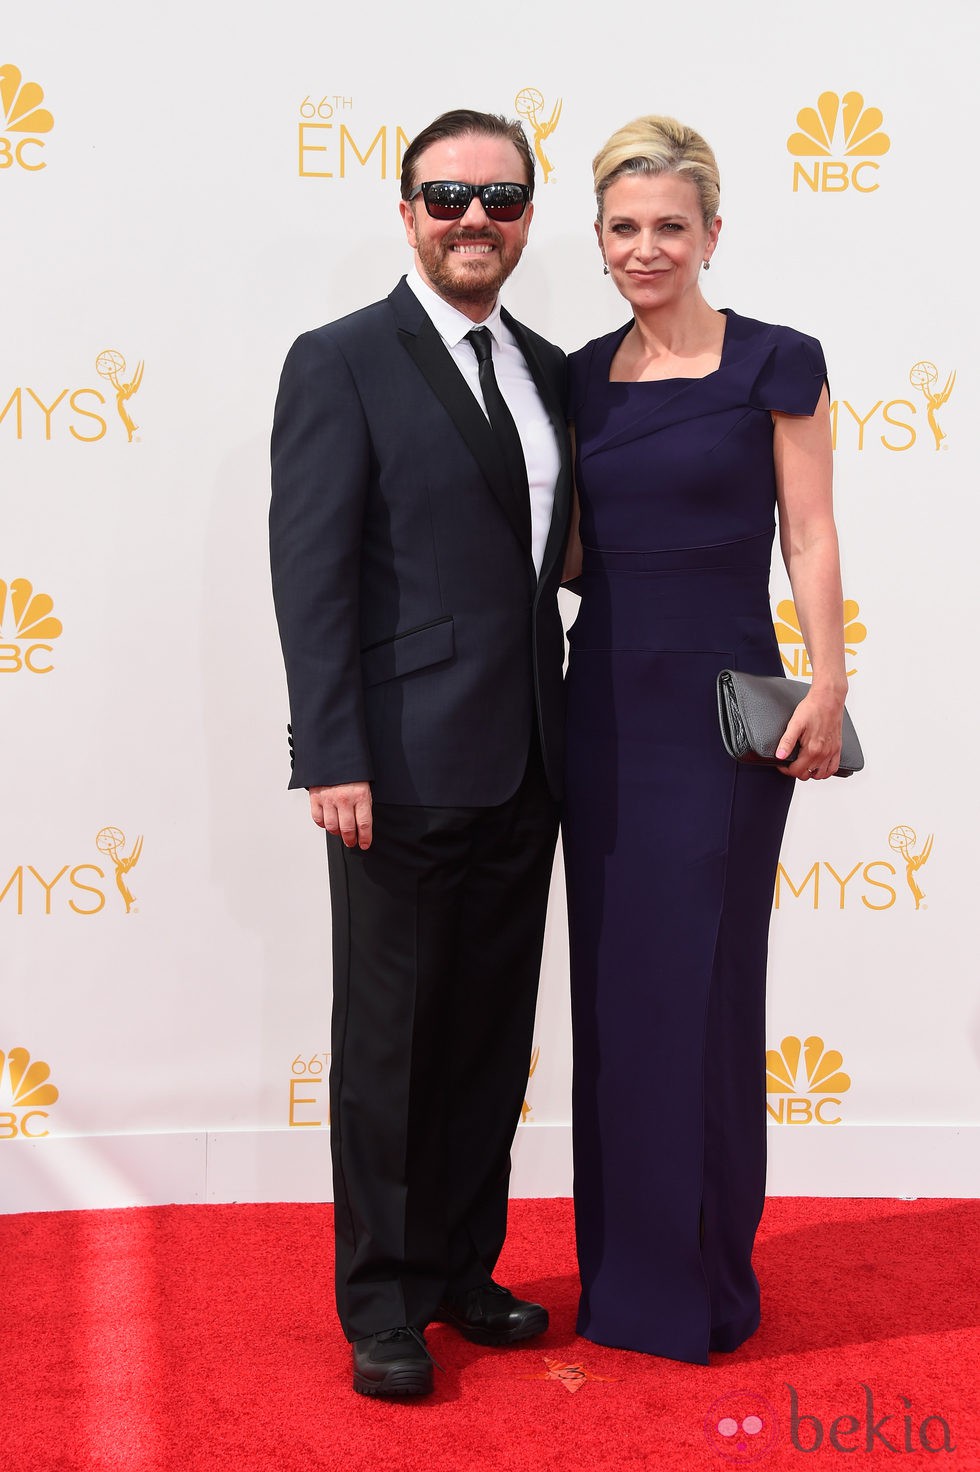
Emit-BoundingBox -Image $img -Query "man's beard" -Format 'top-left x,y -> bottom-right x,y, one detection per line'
416,228 -> 521,306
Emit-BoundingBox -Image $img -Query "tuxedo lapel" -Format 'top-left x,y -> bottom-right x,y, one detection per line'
391,282 -> 533,555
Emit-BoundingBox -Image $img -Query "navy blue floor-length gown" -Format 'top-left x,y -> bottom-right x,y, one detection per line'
563,309 -> 828,1364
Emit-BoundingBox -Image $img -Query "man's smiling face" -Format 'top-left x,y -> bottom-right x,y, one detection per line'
400,132 -> 533,317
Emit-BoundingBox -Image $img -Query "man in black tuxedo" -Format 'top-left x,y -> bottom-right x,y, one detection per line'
269,109 -> 570,1398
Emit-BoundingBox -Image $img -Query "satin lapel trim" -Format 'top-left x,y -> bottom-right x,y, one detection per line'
397,311 -> 532,554
504,310 -> 571,589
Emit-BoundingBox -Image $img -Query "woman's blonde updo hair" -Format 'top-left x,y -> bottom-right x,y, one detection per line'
593,115 -> 720,227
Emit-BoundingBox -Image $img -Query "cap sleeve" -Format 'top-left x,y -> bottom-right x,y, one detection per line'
750,326 -> 828,416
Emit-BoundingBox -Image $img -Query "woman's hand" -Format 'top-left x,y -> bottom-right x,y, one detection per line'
775,685 -> 846,780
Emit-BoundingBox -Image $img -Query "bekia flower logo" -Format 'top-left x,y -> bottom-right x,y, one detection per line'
704,1390 -> 779,1460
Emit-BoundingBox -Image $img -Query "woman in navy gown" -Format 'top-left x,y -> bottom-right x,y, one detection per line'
562,116 -> 849,1363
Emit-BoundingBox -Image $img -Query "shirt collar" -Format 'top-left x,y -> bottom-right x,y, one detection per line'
406,267 -> 505,349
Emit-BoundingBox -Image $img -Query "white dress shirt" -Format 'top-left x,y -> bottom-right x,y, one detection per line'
406,268 -> 560,577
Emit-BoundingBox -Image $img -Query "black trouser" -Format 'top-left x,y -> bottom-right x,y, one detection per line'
326,739 -> 559,1341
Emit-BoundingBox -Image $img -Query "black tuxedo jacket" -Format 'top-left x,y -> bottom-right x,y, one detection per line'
270,277 -> 571,806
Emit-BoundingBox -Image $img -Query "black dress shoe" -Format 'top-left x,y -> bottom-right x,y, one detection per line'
352,1327 -> 434,1398
433,1281 -> 549,1346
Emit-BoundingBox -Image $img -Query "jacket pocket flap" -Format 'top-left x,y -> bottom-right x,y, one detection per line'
361,617 -> 454,687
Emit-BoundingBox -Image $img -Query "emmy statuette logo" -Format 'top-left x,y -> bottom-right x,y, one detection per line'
515,87 -> 562,183
0,1047 -> 59,1139
766,1036 -> 851,1125
909,361 -> 955,450
0,63 -> 53,171
830,358 -> 956,452
1,348 -> 145,442
0,578 -> 63,674
775,825 -> 935,912
0,826 -> 145,916
888,826 -> 933,911
95,350 -> 144,443
298,93 -> 409,180
788,91 -> 890,192
95,827 -> 143,915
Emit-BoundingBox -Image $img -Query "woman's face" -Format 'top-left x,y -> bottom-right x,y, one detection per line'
596,171 -> 720,313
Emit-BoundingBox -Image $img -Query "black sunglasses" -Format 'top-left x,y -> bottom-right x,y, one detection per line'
408,180 -> 531,222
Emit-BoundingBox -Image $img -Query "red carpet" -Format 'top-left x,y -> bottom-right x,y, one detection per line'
1,1197 -> 976,1470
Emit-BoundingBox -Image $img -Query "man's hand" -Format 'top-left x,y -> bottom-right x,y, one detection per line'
308,782 -> 373,849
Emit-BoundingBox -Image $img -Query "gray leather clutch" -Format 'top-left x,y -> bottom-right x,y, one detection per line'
717,669 -> 864,778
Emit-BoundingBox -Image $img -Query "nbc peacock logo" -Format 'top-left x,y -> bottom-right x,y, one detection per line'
0,578 -> 63,674
766,1035 -> 851,1125
787,91 -> 890,193
0,1046 -> 59,1139
774,597 -> 867,679
0,63 -> 54,172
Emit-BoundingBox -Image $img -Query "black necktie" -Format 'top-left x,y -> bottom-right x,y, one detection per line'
465,327 -> 531,547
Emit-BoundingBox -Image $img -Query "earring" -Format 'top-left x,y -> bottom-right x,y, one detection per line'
702,259 -> 710,270
603,264 -> 609,275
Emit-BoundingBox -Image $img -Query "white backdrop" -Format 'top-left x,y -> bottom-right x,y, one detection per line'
3,0 -> 977,1212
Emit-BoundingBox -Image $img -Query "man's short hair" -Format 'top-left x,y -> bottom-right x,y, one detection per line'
400,109 -> 536,199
